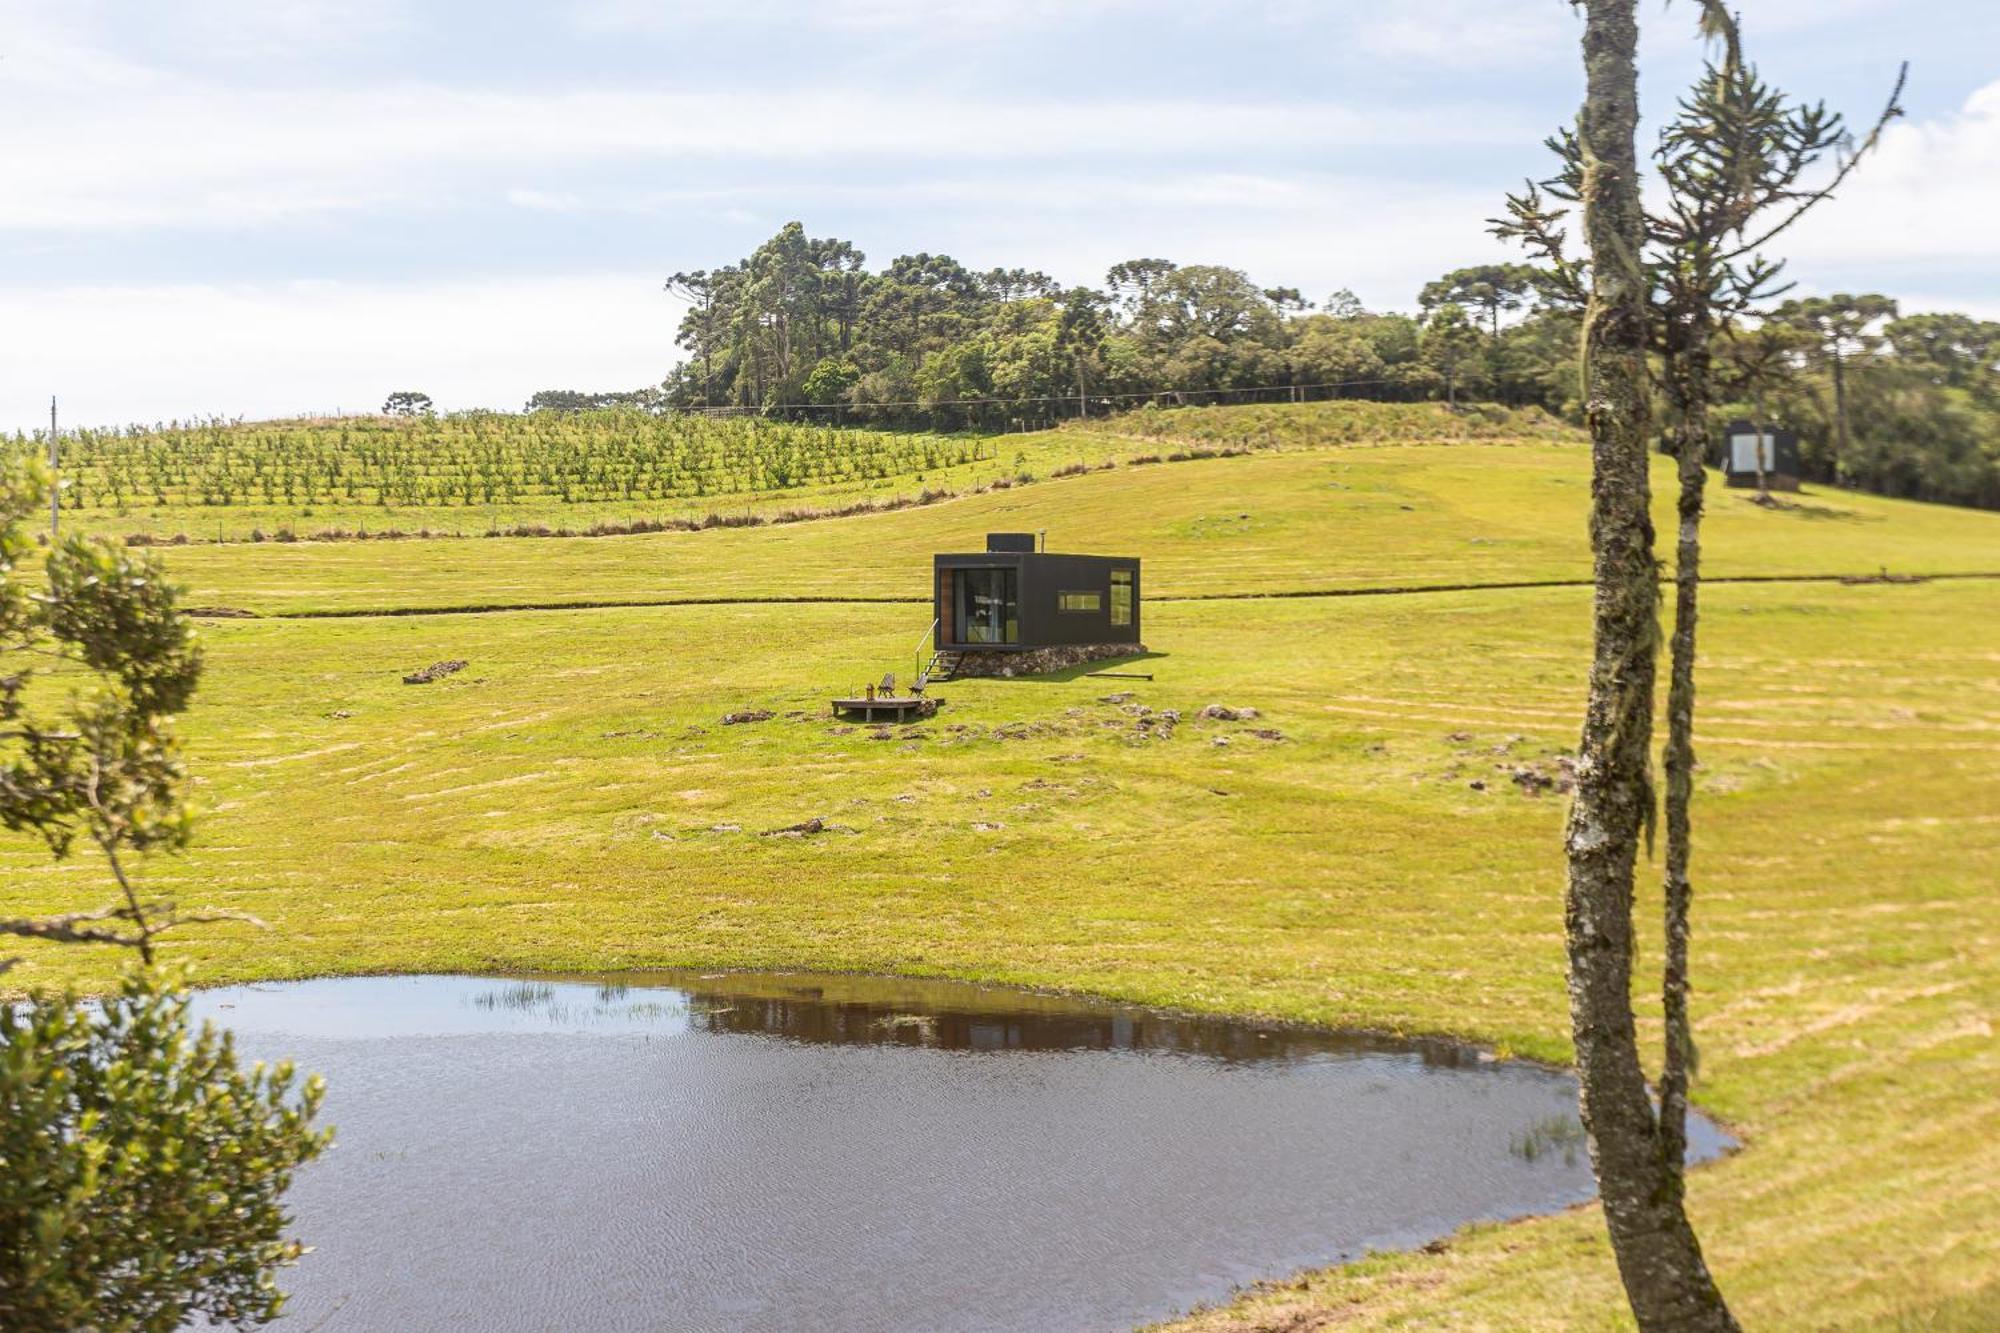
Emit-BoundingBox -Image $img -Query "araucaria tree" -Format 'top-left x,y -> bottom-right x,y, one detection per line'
0,457 -> 328,1329
1495,3 -> 1899,1326
1419,303 -> 1484,407
1418,262 -> 1545,339
1770,292 -> 1901,482
1715,321 -> 1813,499
382,389 -> 434,417
1546,3 -> 1735,1323
1648,16 -> 1900,1210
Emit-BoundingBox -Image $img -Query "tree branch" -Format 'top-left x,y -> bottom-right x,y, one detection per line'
1718,64 -> 1907,264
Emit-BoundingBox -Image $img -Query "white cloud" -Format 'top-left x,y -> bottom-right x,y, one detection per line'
795,170 -> 1514,294
0,275 -> 683,433
0,1 -> 1546,235
7,0 -> 409,66
574,0 -> 1139,34
1783,80 -> 2000,268
1728,0 -> 1904,36
0,166 -> 1517,433
505,188 -> 587,214
1884,293 -> 2000,322
571,0 -> 1577,55
144,0 -> 412,60
0,76 -> 1532,231
3,0 -> 1988,436
1346,0 -> 1571,67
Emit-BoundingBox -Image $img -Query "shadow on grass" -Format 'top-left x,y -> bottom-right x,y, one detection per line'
1736,489 -> 1875,522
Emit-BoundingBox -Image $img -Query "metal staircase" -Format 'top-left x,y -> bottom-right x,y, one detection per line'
916,616 -> 960,688
922,650 -> 964,684
908,618 -> 963,689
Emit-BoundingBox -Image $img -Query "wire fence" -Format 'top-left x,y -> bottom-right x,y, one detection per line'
24,376 -> 1434,443
677,375 -> 1412,425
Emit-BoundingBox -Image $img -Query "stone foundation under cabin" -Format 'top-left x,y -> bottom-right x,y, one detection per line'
953,643 -> 1149,679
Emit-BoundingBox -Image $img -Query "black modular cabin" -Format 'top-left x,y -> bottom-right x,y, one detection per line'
1720,419 -> 1803,491
934,534 -> 1141,653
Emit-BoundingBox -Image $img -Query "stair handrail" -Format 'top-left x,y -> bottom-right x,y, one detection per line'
914,616 -> 940,684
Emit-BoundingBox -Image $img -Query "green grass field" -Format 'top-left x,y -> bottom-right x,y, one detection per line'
150,441 -> 2000,617
3,404 -> 1996,1328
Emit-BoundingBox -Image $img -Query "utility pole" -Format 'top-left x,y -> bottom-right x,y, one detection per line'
48,397 -> 60,539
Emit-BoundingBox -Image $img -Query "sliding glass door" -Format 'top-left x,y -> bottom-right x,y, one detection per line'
955,568 -> 1018,645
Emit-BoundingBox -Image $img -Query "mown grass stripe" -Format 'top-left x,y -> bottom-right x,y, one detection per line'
235,570 -> 2000,621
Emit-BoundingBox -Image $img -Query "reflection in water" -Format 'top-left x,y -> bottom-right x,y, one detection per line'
1510,1114 -> 1590,1168
468,980 -> 678,1029
679,988 -> 1481,1062
486,970 -> 1486,1066
191,972 -> 1732,1333
201,970 -> 1491,1068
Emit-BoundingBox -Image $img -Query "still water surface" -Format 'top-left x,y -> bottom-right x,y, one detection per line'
192,972 -> 1728,1332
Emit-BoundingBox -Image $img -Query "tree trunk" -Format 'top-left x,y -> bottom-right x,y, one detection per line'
1830,347 -> 1848,484
1752,389 -> 1769,501
1568,5 -> 1738,1329
1658,311 -> 1710,1193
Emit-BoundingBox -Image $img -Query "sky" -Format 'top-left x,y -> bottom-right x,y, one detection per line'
3,0 -> 1997,433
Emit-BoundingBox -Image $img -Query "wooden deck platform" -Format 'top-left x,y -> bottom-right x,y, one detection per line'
831,695 -> 937,723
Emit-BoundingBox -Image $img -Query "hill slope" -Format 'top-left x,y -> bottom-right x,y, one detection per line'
153,438 -> 2000,615
22,401 -> 1570,541
1,405 -> 1995,1329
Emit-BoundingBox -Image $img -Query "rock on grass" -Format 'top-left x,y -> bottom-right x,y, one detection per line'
403,659 -> 467,684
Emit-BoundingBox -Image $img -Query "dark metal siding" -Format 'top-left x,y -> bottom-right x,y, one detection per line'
934,552 -> 1140,651
1719,419 -> 1802,480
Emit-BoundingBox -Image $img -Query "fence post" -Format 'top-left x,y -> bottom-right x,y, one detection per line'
48,397 -> 59,539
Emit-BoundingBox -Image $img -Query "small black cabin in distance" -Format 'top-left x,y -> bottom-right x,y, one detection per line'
1720,419 -> 1803,491
934,534 -> 1140,653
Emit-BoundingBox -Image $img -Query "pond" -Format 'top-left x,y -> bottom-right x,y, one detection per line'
191,972 -> 1730,1332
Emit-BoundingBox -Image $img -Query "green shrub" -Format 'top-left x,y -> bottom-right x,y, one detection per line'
0,966 -> 329,1331
1064,399 -> 1576,448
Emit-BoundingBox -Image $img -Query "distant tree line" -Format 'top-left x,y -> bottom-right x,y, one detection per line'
523,387 -> 668,414
627,227 -> 1999,510
656,225 -> 1512,430
1740,298 -> 2000,508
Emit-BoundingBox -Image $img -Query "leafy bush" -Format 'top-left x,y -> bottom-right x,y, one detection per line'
1068,399 -> 1577,448
0,967 -> 329,1331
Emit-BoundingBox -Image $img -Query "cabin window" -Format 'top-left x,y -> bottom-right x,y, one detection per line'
1058,591 -> 1102,613
1729,432 -> 1770,473
1110,570 -> 1133,626
956,568 -> 1018,644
